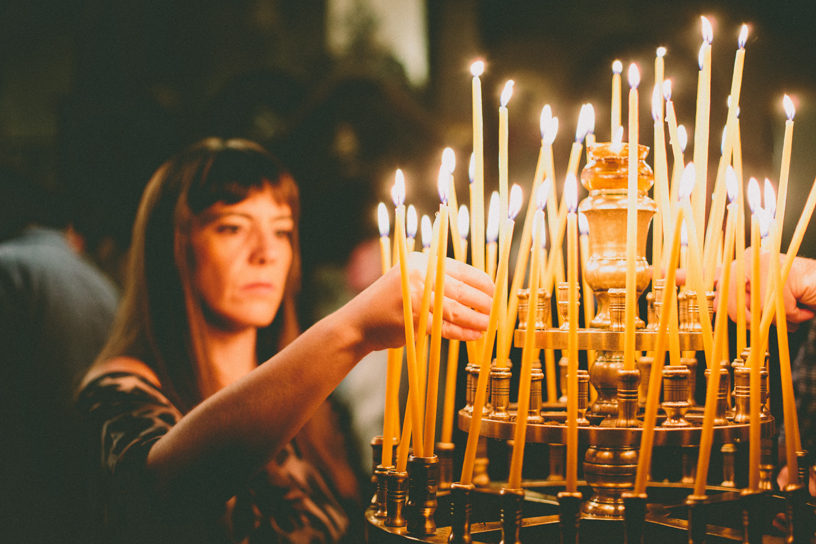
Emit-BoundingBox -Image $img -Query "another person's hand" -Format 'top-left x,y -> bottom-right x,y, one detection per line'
347,252 -> 494,353
721,249 -> 816,331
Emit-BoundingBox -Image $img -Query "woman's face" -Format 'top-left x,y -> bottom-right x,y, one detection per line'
189,184 -> 294,331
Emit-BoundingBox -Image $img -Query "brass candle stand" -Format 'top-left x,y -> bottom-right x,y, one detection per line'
364,142 -> 810,543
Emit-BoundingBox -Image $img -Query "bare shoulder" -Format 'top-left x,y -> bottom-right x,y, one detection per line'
81,356 -> 161,390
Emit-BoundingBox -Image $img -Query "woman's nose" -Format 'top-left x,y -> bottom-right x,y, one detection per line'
250,228 -> 278,264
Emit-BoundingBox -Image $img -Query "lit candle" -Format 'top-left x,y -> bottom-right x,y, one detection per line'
693,16 -> 714,250
444,148 -> 465,263
497,81 -> 514,369
542,108 -> 561,250
508,210 -> 546,490
612,60 -> 622,137
746,177 -> 763,490
777,95 -> 796,253
585,103 -> 596,148
423,168 -> 451,457
461,185 -> 523,485
471,61 -> 486,274
378,201 -> 400,468
655,47 -> 665,118
566,174 -> 580,492
406,204 -> 418,254
693,170 -> 738,497
486,191 -> 500,281
392,170 -> 425,459
735,126 -> 747,355
459,205 -> 470,260
664,79 -> 683,218
378,202 -> 391,275
623,63 -> 640,371
652,84 -> 668,281
567,105 -> 591,179
421,214 -> 432,254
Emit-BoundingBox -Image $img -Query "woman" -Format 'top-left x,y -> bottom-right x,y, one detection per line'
77,138 -> 492,543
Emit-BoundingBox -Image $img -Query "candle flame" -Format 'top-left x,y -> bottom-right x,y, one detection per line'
721,125 -> 727,155
486,192 -> 500,242
536,178 -> 551,210
378,202 -> 390,237
663,79 -> 672,101
677,125 -> 688,152
610,126 -> 624,153
681,221 -> 688,246
565,173 -> 578,213
739,24 -> 748,49
698,42 -> 706,71
500,80 -> 514,107
612,60 -> 623,74
679,162 -> 696,200
421,215 -> 433,248
585,103 -> 595,134
442,147 -> 456,174
701,16 -> 713,44
758,208 -> 771,239
657,46 -> 667,58
392,169 -> 406,206
533,209 -> 547,248
652,84 -> 661,122
764,178 -> 777,219
458,205 -> 470,239
783,94 -> 796,121
575,105 -> 590,143
437,165 -> 449,204
628,63 -> 640,88
508,184 -> 523,220
747,177 -> 761,215
726,166 -> 738,203
578,212 -> 589,235
468,153 -> 475,184
470,60 -> 485,77
544,116 -> 559,145
407,204 -> 418,238
727,95 -> 741,119
540,105 -> 552,139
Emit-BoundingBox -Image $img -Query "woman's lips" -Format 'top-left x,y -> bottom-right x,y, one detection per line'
242,282 -> 275,292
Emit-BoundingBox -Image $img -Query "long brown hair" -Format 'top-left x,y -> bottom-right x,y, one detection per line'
97,138 -> 301,411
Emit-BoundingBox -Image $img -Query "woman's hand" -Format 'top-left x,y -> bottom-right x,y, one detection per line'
345,251 -> 494,354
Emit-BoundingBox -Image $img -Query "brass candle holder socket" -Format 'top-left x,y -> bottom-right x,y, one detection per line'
740,488 -> 764,544
528,361 -> 544,424
732,366 -> 750,424
577,369 -> 591,426
622,491 -> 648,544
500,487 -> 524,544
436,441 -> 455,491
685,494 -> 709,544
558,281 -> 581,330
661,365 -> 691,428
406,454 -> 439,535
517,288 -> 551,330
490,360 -> 513,421
616,369 -> 641,429
374,464 -> 391,518
448,482 -> 474,544
385,470 -> 408,527
704,366 -> 730,426
558,491 -> 583,544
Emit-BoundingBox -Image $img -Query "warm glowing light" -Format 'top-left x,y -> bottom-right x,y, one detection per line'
508,185 -> 523,220
738,24 -> 748,49
611,126 -> 624,153
784,95 -> 796,121
747,177 -> 761,215
378,202 -> 390,237
437,165 -> 449,204
652,84 -> 661,121
612,60 -> 623,74
578,212 -> 589,235
565,173 -> 578,213
726,95 -> 740,118
576,105 -> 590,143
701,16 -> 714,44
459,205 -> 470,239
681,221 -> 688,246
470,60 -> 485,77
540,212 -> 548,248
657,46 -> 667,58
536,178 -> 551,210
663,79 -> 672,101
500,80 -> 514,107
726,166 -> 738,203
721,125 -> 727,155
540,105 -> 552,139
544,117 -> 559,146
628,63 -> 640,88
677,125 -> 688,152
698,43 -> 706,71
764,179 -> 777,219
468,153 -> 475,184
392,169 -> 406,206
679,163 -> 696,200
442,147 -> 456,174
758,208 -> 771,239
585,103 -> 595,135
421,215 -> 432,248
407,205 -> 418,238
487,192 -> 500,243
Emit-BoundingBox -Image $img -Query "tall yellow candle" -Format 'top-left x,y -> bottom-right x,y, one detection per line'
636,205 -> 686,494
393,171 -> 425,459
746,177 -> 762,491
378,202 -> 400,468
378,202 -> 391,274
652,84 -> 668,280
486,191 -> 500,281
585,103 -> 596,149
471,61 -> 486,274
421,214 -> 432,255
406,204 -> 418,253
566,175 -> 580,493
508,211 -> 545,489
655,47 -> 665,121
461,186 -> 523,485
444,149 -> 464,263
693,174 -> 738,497
579,212 -> 596,375
693,16 -> 713,251
612,60 -> 622,137
777,95 -> 796,254
664,79 -> 684,219
623,63 -> 640,371
497,81 -> 514,368
736,144 -> 747,356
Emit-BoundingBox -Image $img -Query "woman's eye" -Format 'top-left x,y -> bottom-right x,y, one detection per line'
216,224 -> 242,234
274,227 -> 293,240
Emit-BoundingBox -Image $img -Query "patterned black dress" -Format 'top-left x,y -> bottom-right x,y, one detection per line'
77,371 -> 349,544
